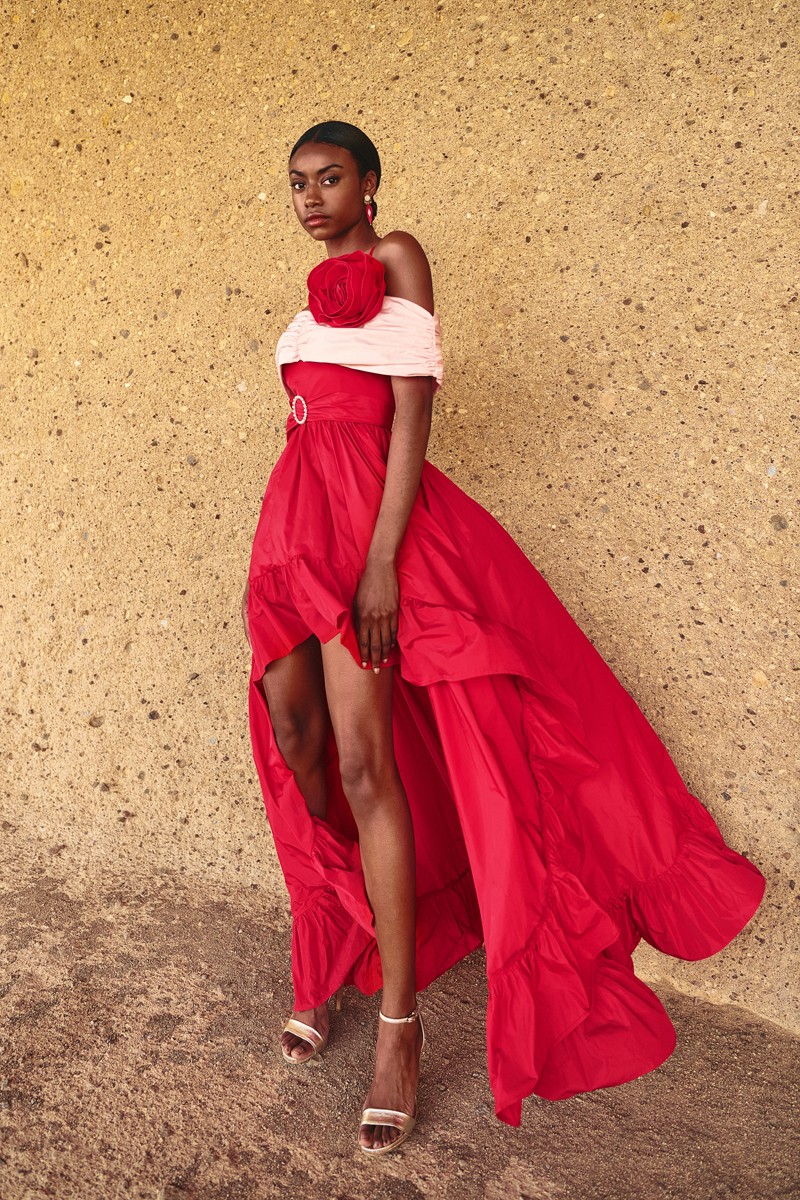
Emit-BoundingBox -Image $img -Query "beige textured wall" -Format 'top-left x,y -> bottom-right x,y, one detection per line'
2,1 -> 796,1030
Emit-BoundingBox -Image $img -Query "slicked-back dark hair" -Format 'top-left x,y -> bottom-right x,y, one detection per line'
289,121 -> 382,219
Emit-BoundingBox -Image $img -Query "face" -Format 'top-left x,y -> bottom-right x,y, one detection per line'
288,141 -> 376,243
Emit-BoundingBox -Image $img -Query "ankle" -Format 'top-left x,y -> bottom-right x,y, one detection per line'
379,1000 -> 418,1022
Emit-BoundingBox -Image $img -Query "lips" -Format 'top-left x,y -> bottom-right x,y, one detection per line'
305,214 -> 329,225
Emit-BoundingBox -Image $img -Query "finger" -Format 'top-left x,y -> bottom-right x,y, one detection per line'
358,622 -> 371,669
370,620 -> 383,671
379,618 -> 393,663
389,621 -> 399,650
353,599 -> 368,667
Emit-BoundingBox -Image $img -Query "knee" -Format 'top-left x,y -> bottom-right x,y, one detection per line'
270,707 -> 328,774
338,747 -> 396,816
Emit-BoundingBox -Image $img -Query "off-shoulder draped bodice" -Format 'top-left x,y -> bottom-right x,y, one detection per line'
275,295 -> 444,396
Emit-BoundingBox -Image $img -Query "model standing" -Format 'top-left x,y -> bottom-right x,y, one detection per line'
242,121 -> 765,1155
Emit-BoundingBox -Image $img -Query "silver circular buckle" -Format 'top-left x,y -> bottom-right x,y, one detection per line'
290,394 -> 308,425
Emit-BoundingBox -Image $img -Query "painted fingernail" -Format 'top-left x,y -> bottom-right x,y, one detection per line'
373,667 -> 380,674
361,661 -> 368,668
382,657 -> 388,663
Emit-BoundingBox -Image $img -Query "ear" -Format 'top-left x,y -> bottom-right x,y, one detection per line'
361,168 -> 378,196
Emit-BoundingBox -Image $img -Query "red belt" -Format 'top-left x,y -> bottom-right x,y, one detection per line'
285,389 -> 395,435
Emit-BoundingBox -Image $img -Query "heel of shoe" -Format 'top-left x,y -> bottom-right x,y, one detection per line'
332,984 -> 345,1013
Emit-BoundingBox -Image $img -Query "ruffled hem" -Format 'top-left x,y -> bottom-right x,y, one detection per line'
248,553 -> 573,693
617,798 -> 766,960
248,556 -> 365,681
485,808 -> 765,1125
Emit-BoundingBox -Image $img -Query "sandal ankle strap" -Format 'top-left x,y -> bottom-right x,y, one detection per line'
379,1005 -> 420,1023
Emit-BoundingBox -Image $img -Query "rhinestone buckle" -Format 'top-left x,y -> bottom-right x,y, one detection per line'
290,394 -> 308,425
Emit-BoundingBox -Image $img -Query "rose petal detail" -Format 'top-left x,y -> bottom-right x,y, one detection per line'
307,249 -> 386,327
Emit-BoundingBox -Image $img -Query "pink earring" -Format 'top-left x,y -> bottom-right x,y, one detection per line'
364,194 -> 374,226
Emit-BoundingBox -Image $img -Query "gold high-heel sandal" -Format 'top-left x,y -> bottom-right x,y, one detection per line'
280,984 -> 345,1065
358,1005 -> 426,1156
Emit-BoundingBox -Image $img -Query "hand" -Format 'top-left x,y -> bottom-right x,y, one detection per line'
353,558 -> 399,672
241,581 -> 251,649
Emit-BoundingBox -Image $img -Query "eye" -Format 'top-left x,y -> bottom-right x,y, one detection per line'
290,181 -> 305,191
322,175 -> 339,185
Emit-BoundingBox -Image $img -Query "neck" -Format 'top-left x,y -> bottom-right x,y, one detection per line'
322,229 -> 380,258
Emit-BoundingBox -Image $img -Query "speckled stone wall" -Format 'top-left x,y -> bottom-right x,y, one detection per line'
2,1 -> 796,1031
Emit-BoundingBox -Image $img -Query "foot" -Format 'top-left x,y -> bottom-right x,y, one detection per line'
280,1002 -> 331,1062
359,1012 -> 424,1151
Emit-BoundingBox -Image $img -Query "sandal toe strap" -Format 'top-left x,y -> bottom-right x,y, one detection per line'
282,1018 -> 324,1049
360,1107 -> 416,1133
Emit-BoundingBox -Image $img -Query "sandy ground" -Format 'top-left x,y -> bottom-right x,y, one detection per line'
1,859 -> 797,1200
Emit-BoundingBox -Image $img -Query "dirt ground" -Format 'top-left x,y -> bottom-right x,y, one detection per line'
1,860 -> 797,1200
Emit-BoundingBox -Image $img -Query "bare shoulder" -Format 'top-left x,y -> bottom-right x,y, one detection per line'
373,230 -> 434,314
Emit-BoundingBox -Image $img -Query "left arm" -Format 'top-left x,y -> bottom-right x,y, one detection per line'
352,232 -> 436,672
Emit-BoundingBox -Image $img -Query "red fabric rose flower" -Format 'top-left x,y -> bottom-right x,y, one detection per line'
306,249 -> 386,328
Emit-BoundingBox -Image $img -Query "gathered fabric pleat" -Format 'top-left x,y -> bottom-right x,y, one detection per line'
247,360 -> 766,1126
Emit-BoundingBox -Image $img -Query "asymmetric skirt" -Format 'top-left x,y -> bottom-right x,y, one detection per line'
246,359 -> 765,1126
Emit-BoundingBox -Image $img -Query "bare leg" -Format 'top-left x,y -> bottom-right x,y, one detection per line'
320,635 -> 423,1151
259,634 -> 334,1061
259,634 -> 329,820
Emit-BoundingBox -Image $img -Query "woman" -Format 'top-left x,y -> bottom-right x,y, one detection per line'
242,121 -> 766,1156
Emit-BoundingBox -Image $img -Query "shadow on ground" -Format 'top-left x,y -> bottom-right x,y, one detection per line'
0,860 -> 796,1200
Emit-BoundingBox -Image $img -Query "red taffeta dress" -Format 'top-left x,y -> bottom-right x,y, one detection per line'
246,247 -> 765,1126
